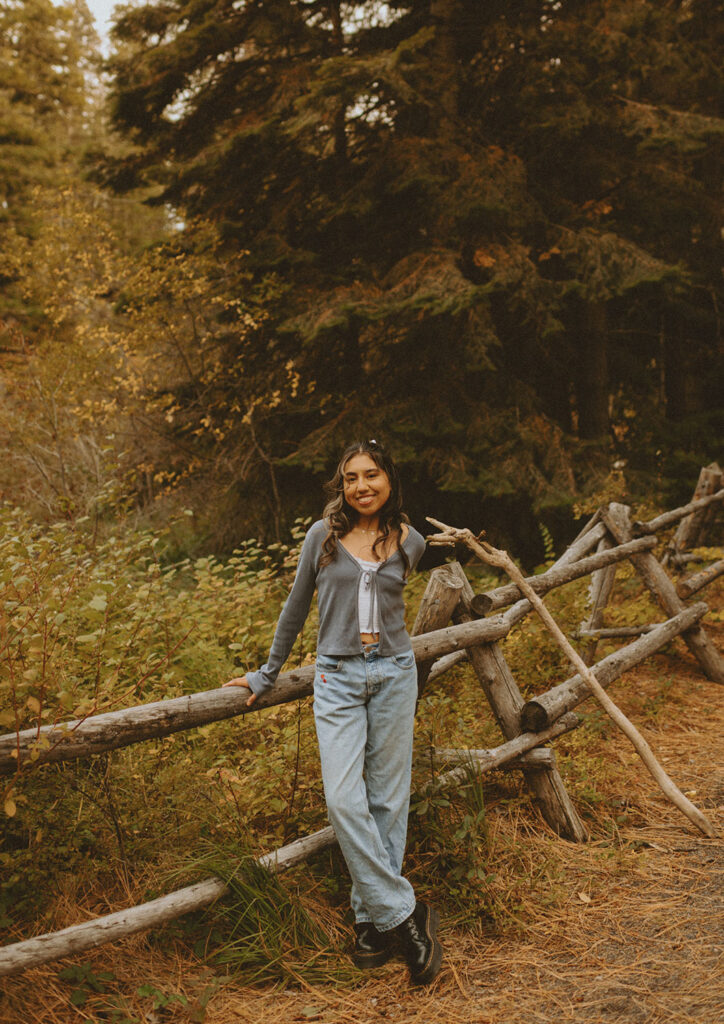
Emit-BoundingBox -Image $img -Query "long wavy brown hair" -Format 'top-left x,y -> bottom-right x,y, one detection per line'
319,440 -> 411,576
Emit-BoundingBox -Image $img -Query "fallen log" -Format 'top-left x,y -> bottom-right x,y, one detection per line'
471,535 -> 656,616
676,559 -> 724,600
0,613 -> 511,775
0,826 -> 337,979
435,747 -> 553,768
432,712 -> 580,768
521,603 -> 708,731
427,518 -> 717,840
668,553 -> 709,568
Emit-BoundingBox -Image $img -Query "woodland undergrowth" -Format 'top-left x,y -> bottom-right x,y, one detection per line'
1,506 -> 721,1006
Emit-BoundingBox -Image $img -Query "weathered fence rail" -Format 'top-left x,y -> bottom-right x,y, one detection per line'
677,558 -> 724,599
633,486 -> 724,536
1,482 -> 722,979
520,603 -> 709,732
0,826 -> 339,979
470,534 -> 657,615
0,614 -> 512,774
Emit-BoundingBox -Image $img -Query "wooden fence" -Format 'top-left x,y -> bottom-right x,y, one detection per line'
1,481 -> 722,979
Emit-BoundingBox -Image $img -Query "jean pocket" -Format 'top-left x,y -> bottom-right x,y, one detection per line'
315,654 -> 342,672
391,651 -> 416,670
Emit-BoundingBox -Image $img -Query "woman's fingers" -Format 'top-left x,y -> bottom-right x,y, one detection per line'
222,676 -> 257,707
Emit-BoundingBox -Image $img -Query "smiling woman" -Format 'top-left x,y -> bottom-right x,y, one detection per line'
221,439 -> 443,985
343,450 -> 392,520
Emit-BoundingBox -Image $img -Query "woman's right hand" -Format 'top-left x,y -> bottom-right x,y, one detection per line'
222,675 -> 257,707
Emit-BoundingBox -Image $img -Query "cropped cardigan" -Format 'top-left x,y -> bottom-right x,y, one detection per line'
245,519 -> 426,696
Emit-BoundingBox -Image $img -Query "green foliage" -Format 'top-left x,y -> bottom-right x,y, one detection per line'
409,763 -> 492,918
177,840 -> 348,985
58,962 -> 116,1007
0,507 -> 315,827
537,522 -> 556,566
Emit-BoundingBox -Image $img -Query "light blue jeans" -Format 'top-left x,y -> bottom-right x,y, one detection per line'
313,643 -> 418,932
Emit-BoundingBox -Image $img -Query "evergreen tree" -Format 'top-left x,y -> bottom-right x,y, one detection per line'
105,1 -> 723,547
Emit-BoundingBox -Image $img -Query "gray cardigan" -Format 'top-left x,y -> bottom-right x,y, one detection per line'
246,519 -> 426,696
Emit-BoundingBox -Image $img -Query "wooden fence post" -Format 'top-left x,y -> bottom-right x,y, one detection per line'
663,462 -> 722,566
411,563 -> 466,696
579,535 -> 617,666
446,563 -> 588,841
602,503 -> 724,685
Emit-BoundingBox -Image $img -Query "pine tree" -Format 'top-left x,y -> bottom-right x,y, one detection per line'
104,0 -> 724,543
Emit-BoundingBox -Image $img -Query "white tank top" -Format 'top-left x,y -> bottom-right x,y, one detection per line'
354,556 -> 381,634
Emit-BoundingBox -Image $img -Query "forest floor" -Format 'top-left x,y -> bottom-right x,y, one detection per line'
1,621 -> 722,1024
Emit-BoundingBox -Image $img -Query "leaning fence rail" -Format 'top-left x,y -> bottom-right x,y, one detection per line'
1,486 -> 722,979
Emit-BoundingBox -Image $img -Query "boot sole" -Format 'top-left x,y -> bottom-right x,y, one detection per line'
410,905 -> 443,985
352,947 -> 393,969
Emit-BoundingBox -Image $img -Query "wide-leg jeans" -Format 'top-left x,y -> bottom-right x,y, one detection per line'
312,643 -> 418,932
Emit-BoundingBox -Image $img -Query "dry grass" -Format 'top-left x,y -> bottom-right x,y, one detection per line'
2,610 -> 722,1024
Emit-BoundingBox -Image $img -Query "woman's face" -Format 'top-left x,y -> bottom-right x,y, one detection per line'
343,453 -> 392,519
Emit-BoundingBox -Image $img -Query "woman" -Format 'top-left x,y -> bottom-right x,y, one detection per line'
223,439 -> 443,985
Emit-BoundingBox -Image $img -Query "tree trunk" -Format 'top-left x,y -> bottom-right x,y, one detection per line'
329,2 -> 348,170
662,308 -> 700,421
575,300 -> 609,439
430,0 -> 460,122
341,322 -> 363,392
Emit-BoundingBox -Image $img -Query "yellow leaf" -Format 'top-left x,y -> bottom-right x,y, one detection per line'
26,696 -> 41,714
4,798 -> 16,817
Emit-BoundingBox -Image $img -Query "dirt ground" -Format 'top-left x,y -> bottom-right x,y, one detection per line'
2,626 -> 722,1024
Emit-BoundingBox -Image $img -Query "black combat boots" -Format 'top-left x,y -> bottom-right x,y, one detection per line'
394,902 -> 443,985
352,921 -> 393,968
